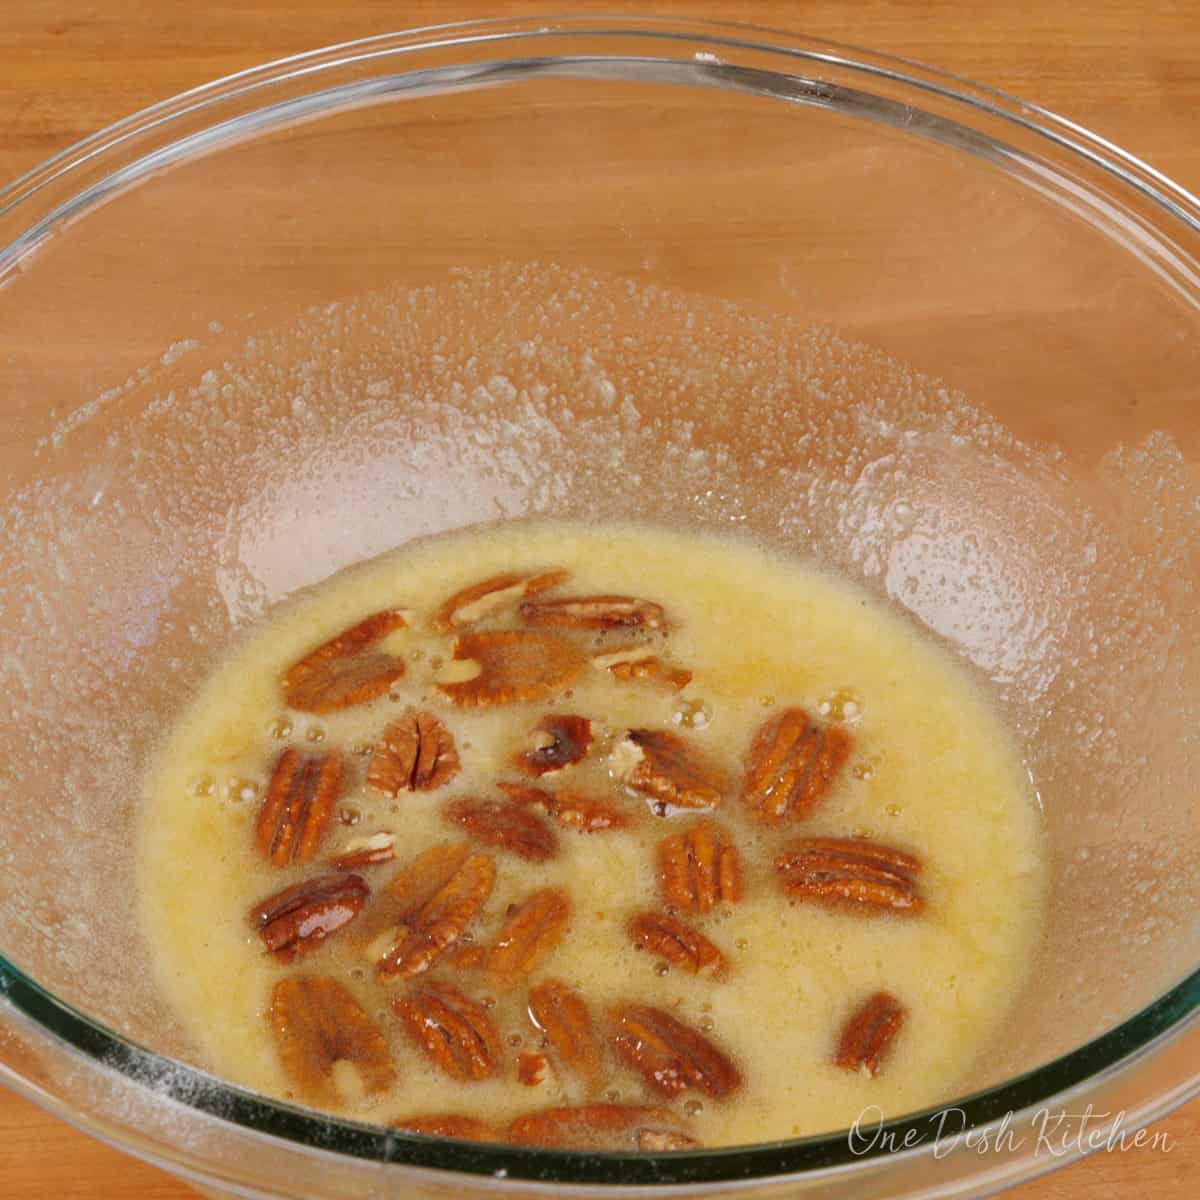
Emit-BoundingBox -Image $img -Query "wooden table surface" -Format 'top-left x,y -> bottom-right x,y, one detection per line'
1,2 -> 1197,1197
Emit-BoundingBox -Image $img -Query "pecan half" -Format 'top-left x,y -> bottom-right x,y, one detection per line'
513,714 -> 593,776
528,979 -> 601,1086
507,1104 -> 699,1151
612,657 -> 692,689
657,820 -> 742,914
250,873 -> 368,962
637,1129 -> 703,1151
438,630 -> 585,707
742,707 -> 852,824
255,748 -> 343,866
517,1052 -> 551,1086
520,595 -> 667,632
543,789 -> 634,832
355,844 -> 464,962
486,888 -> 570,984
610,1004 -> 741,1099
627,912 -> 726,979
367,710 -> 460,797
498,781 -> 634,833
268,975 -> 395,1105
622,729 -> 727,811
332,832 -> 396,871
446,943 -> 486,970
282,609 -> 408,713
836,991 -> 906,1076
378,850 -> 496,980
395,981 -> 501,1082
773,837 -> 923,914
377,843 -> 470,926
444,796 -> 558,862
433,569 -> 568,633
596,646 -> 692,690
391,1114 -> 494,1141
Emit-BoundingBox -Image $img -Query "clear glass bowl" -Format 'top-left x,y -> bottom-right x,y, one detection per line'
1,16 -> 1198,1199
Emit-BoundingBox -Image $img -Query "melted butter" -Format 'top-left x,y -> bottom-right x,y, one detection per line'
136,519 -> 1045,1145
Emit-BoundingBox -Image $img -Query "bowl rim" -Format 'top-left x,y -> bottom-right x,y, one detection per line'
1,13 -> 1198,1191
5,14 -> 1200,237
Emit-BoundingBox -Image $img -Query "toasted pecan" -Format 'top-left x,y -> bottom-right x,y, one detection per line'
282,609 -> 408,713
636,1128 -> 703,1151
742,707 -> 852,824
543,790 -> 634,832
367,710 -> 460,797
391,1114 -> 495,1140
611,657 -> 692,690
836,991 -> 906,1076
268,975 -> 395,1105
255,748 -> 343,866
486,888 -> 570,985
433,569 -> 568,633
446,943 -> 487,971
395,981 -> 501,1082
517,1052 -> 551,1086
438,630 -> 585,707
658,820 -> 742,914
627,911 -> 727,979
378,850 -> 496,980
497,780 -> 634,833
250,873 -> 368,962
520,595 -> 667,632
527,979 -> 601,1086
595,645 -> 692,690
444,795 -> 558,862
773,837 -> 923,914
331,832 -> 396,871
623,729 -> 727,811
513,714 -> 593,776
377,842 -> 471,926
356,843 -> 470,961
507,1104 -> 698,1151
610,1004 -> 741,1099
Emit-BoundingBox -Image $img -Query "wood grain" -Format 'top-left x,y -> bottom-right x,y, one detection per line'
1,2 -> 1197,1197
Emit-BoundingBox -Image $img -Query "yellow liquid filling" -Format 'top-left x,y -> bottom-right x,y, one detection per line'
137,519 -> 1045,1146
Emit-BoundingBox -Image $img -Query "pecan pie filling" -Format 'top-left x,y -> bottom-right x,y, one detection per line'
139,521 -> 1045,1148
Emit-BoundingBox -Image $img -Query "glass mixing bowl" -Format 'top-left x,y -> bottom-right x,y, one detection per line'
1,16 -> 1198,1199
